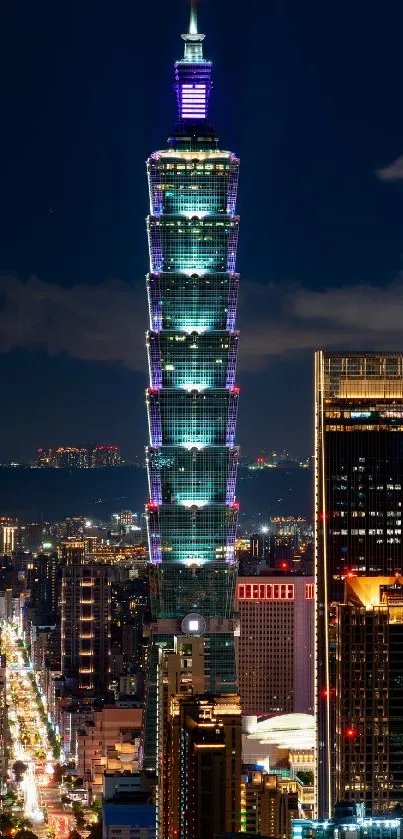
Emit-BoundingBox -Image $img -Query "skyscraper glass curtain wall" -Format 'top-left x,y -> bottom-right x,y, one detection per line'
315,351 -> 403,817
143,3 -> 241,768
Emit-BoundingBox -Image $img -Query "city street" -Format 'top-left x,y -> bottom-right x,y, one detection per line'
2,622 -> 73,838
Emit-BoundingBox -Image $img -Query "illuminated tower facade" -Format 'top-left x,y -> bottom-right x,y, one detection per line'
144,2 -> 240,767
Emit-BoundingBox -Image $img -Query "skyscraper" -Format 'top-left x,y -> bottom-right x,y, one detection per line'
62,539 -> 85,566
157,635 -> 241,838
336,576 -> 403,813
315,351 -> 403,816
236,576 -> 314,716
144,2 -> 240,766
61,563 -> 112,695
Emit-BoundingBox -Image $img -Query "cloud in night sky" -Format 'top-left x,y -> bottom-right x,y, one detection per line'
1,274 -> 403,374
0,275 -> 146,369
376,153 -> 403,182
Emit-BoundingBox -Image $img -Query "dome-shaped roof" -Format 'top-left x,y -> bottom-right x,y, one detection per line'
244,713 -> 315,750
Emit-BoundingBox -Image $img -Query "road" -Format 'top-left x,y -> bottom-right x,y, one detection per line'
2,622 -> 73,838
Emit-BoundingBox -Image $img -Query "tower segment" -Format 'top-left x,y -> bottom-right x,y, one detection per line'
143,3 -> 241,768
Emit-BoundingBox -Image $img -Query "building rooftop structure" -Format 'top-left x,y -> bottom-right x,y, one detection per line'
292,802 -> 403,839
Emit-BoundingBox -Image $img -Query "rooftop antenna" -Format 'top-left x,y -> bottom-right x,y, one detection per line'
189,0 -> 198,35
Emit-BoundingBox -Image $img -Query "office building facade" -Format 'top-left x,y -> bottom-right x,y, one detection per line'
236,576 -> 314,716
315,351 -> 403,816
336,576 -> 403,813
144,4 -> 240,765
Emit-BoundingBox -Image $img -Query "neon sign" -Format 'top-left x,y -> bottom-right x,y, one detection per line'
238,583 -> 295,601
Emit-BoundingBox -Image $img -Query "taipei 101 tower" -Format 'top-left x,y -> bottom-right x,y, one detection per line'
143,0 -> 241,766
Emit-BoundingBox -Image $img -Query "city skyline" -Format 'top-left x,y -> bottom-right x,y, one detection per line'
2,2 -> 403,836
1,0 -> 403,460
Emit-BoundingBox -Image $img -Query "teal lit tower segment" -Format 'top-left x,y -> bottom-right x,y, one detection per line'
143,2 -> 240,768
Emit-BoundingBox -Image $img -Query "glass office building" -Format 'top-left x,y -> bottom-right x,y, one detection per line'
143,4 -> 240,768
315,351 -> 403,816
336,577 -> 403,814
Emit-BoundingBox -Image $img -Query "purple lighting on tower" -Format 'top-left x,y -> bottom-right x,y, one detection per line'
174,2 -> 212,124
181,83 -> 207,120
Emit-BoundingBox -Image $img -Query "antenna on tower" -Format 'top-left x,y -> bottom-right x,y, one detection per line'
189,0 -> 198,35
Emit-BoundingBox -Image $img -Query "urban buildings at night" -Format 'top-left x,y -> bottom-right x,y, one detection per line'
292,802 -> 403,839
247,518 -> 313,574
103,772 -> 156,839
157,633 -> 242,837
143,0 -> 241,772
3,3 -> 402,836
315,351 -> 403,816
61,563 -> 112,695
0,650 -> 6,789
0,517 -> 18,555
37,445 -> 122,468
241,768 -> 309,838
166,691 -> 242,837
336,576 -> 403,813
236,576 -> 314,717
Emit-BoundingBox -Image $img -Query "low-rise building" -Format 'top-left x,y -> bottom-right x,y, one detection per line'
292,802 -> 403,839
102,772 -> 155,839
76,706 -> 142,798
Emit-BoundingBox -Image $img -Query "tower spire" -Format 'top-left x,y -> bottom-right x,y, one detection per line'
189,0 -> 198,35
181,0 -> 205,62
176,0 -> 211,124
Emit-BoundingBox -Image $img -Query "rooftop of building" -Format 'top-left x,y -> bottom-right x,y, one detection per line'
102,802 -> 156,827
243,713 -> 315,751
293,802 -> 402,832
345,575 -> 403,609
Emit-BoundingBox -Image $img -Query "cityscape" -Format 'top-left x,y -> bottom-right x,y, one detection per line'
0,2 -> 402,839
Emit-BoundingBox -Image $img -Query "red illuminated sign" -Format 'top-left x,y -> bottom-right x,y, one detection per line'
305,583 -> 315,600
237,583 -> 295,601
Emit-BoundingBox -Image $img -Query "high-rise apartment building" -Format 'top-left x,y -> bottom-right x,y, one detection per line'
0,517 -> 17,555
157,633 -> 241,838
0,651 -> 7,790
336,576 -> 403,813
157,634 -> 206,838
167,692 -> 242,838
30,551 -> 59,620
61,564 -> 112,695
236,577 -> 314,716
61,540 -> 85,566
315,351 -> 403,816
144,3 -> 240,766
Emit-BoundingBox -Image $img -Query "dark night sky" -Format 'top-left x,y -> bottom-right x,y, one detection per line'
1,0 -> 403,462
